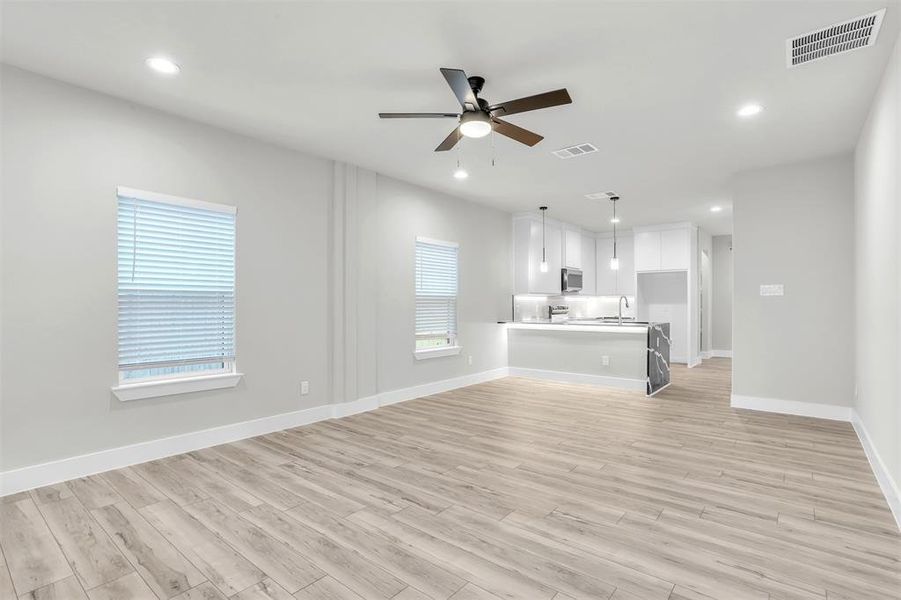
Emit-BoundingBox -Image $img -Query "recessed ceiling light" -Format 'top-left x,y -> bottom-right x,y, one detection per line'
610,217 -> 620,224
145,56 -> 180,75
453,168 -> 469,180
710,206 -> 723,213
737,103 -> 763,118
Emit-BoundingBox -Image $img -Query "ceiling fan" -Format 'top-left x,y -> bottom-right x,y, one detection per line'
379,68 -> 572,152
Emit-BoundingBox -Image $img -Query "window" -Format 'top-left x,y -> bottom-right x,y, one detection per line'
115,187 -> 237,392
415,237 -> 460,358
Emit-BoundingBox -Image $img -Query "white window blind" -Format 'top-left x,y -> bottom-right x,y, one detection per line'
117,187 -> 236,381
415,237 -> 458,349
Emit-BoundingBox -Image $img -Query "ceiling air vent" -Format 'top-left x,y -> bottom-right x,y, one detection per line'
787,8 -> 886,68
585,191 -> 617,200
552,143 -> 598,159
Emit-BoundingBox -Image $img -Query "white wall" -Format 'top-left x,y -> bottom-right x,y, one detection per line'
854,31 -> 900,496
731,154 -> 854,409
0,66 -> 513,474
711,235 -> 733,352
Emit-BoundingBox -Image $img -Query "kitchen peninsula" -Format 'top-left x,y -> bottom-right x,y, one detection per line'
506,319 -> 671,396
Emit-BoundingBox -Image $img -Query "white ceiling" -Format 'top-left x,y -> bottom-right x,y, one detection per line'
3,1 -> 899,235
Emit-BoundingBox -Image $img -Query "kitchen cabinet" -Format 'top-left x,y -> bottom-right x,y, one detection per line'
634,227 -> 691,271
580,234 -> 596,295
563,227 -> 582,268
596,234 -> 635,296
513,215 -> 563,294
634,230 -> 662,272
660,228 -> 691,270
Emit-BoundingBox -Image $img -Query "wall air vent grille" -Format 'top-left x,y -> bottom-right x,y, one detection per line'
552,143 -> 598,159
787,9 -> 885,68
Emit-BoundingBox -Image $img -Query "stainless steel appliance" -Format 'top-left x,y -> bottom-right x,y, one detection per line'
561,268 -> 583,293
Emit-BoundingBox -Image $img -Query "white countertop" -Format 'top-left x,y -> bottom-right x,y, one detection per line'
505,322 -> 649,334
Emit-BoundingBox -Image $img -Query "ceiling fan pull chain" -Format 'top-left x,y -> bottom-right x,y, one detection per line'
491,129 -> 496,167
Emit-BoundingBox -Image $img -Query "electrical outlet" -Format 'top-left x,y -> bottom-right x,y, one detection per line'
300,381 -> 309,395
467,355 -> 473,366
601,355 -> 610,366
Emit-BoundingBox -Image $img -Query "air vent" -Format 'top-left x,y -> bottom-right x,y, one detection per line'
585,191 -> 617,200
787,8 -> 885,68
552,143 -> 598,159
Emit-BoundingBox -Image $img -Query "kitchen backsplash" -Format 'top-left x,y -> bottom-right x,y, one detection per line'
513,294 -> 637,322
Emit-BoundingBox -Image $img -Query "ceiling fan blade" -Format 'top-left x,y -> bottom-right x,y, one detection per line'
379,112 -> 460,118
435,127 -> 462,152
440,68 -> 478,110
490,118 -> 544,146
488,89 -> 572,117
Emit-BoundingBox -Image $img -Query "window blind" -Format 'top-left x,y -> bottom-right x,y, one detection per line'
117,189 -> 236,379
415,238 -> 458,346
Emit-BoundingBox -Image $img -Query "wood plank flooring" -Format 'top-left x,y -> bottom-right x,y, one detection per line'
1,359 -> 898,599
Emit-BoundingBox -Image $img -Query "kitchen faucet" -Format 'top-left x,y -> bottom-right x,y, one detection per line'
618,295 -> 630,325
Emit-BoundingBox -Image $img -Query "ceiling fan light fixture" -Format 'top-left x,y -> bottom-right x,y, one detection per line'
453,168 -> 469,180
459,112 -> 492,138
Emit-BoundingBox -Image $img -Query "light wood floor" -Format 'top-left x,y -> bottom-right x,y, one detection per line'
2,359 -> 899,600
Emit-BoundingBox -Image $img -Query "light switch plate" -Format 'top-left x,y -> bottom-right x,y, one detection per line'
760,284 -> 784,296
300,381 -> 309,395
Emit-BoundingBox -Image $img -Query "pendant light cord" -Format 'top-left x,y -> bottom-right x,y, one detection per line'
540,206 -> 547,263
612,199 -> 617,259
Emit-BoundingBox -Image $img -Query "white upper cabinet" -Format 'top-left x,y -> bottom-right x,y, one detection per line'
634,226 -> 691,271
531,221 -> 563,293
617,233 -> 636,295
563,227 -> 582,269
513,215 -> 563,294
580,234 -> 596,295
596,234 -> 635,296
634,230 -> 662,272
660,228 -> 691,270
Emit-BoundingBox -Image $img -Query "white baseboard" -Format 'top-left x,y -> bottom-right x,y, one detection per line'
710,349 -> 733,358
852,409 -> 901,531
0,368 -> 509,497
730,394 -> 852,422
331,395 -> 380,418
507,367 -> 646,392
0,404 -> 333,497
377,368 -> 509,406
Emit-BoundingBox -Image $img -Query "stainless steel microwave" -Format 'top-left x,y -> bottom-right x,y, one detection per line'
561,268 -> 583,293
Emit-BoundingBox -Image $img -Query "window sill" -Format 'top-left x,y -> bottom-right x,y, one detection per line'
112,372 -> 243,402
414,346 -> 462,360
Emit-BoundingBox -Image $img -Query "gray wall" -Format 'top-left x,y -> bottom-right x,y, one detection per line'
699,229 -> 712,353
732,155 -> 854,408
711,235 -> 733,351
855,31 -> 900,489
0,66 -> 512,472
1,66 -> 331,470
373,176 -> 511,392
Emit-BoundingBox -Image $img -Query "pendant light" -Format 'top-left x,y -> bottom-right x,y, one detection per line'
609,196 -> 620,270
539,206 -> 549,273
